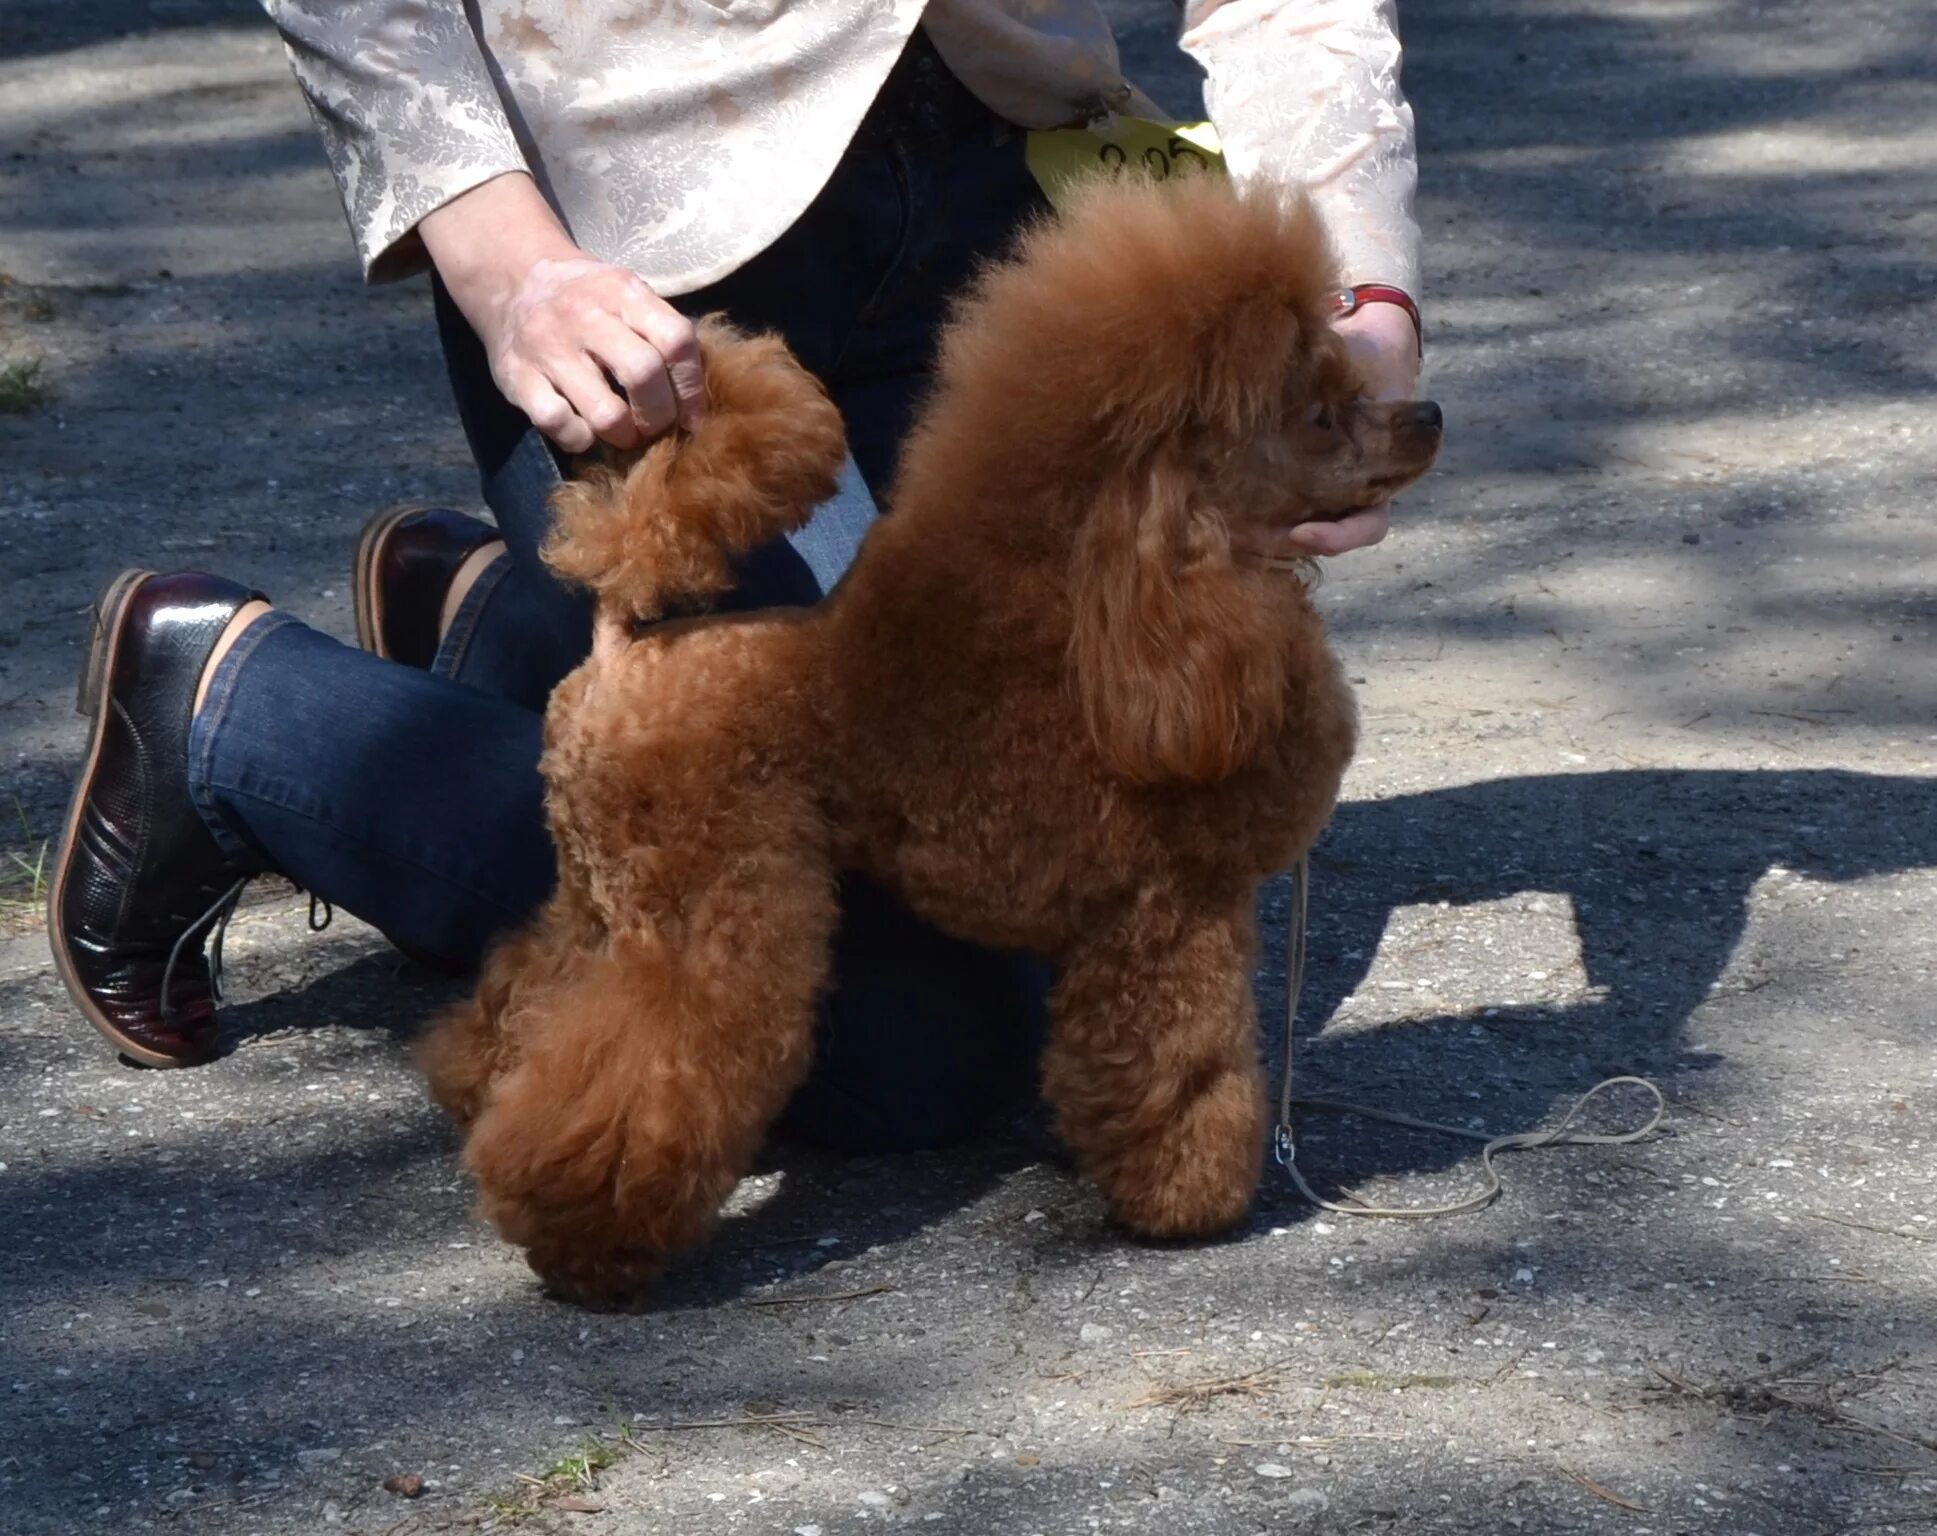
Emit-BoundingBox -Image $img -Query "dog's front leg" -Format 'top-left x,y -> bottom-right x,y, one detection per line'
1044,894 -> 1268,1238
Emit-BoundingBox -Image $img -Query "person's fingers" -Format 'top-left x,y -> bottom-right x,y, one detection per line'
1281,504 -> 1392,557
502,364 -> 595,454
548,352 -> 640,451
494,264 -> 701,447
585,316 -> 679,438
617,285 -> 705,427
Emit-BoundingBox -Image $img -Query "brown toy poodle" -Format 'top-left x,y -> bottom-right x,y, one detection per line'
419,176 -> 1443,1306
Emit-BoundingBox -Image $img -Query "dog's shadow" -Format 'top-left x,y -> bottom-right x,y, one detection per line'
1248,764 -> 1936,1210
221,764 -> 1936,1305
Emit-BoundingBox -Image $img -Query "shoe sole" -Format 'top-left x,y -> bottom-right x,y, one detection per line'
352,502 -> 434,660
45,570 -> 213,1070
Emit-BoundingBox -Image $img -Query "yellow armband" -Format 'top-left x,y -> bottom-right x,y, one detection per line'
1025,118 -> 1226,211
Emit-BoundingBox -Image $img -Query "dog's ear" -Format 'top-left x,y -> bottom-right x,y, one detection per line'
544,318 -> 847,620
1069,446 -> 1290,784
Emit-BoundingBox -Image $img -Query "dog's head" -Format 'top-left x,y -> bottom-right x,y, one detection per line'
927,176 -> 1441,784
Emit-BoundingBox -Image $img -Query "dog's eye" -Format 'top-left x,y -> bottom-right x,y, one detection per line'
1304,404 -> 1333,430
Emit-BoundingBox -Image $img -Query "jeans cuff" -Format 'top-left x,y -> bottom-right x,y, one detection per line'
187,608 -> 300,866
430,545 -> 513,686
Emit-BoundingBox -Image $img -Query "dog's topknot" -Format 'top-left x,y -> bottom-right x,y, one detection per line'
932,174 -> 1345,446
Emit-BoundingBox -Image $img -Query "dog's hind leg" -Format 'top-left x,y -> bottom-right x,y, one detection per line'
457,793 -> 838,1307
419,903 -> 586,1130
1043,892 -> 1268,1239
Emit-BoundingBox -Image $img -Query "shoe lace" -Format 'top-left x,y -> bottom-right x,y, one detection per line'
159,880 -> 334,1026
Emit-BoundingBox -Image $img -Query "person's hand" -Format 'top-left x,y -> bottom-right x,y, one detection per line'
419,173 -> 704,454
488,256 -> 704,452
1283,299 -> 1421,556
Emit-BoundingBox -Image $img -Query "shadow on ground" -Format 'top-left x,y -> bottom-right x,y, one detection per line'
4,766 -> 1931,1530
0,0 -> 263,61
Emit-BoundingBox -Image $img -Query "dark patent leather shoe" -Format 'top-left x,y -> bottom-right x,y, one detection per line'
352,505 -> 502,668
47,571 -> 271,1067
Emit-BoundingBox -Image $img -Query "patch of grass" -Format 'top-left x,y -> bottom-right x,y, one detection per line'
475,1435 -> 624,1525
0,797 -> 50,923
536,1438 -> 619,1488
0,357 -> 49,414
1,843 -> 47,904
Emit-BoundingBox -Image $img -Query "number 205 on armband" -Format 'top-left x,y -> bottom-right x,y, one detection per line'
1025,118 -> 1227,211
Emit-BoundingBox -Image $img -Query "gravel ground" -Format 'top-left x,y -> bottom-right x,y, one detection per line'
2,2 -> 1933,1534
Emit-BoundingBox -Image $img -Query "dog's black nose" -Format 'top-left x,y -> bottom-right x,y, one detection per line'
1412,401 -> 1443,431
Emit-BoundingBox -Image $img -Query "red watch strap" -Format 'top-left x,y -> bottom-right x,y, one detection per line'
1331,283 -> 1423,356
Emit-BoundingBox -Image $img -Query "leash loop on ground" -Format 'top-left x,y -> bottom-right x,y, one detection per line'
1273,856 -> 1667,1220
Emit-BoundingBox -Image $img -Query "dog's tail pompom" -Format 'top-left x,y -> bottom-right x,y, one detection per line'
543,318 -> 848,622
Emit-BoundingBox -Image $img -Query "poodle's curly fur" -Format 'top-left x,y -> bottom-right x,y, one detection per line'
419,177 -> 1442,1306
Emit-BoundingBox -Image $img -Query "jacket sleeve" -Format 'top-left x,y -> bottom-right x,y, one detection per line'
1179,0 -> 1421,299
261,1 -> 531,282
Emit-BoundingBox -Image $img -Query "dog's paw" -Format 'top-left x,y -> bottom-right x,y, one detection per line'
1095,1068 -> 1265,1240
525,1242 -> 665,1311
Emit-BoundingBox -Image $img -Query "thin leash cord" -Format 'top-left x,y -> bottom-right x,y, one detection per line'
1272,857 -> 1668,1219
158,881 -> 334,1026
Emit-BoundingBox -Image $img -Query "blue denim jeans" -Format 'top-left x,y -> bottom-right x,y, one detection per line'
188,40 -> 1052,1151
